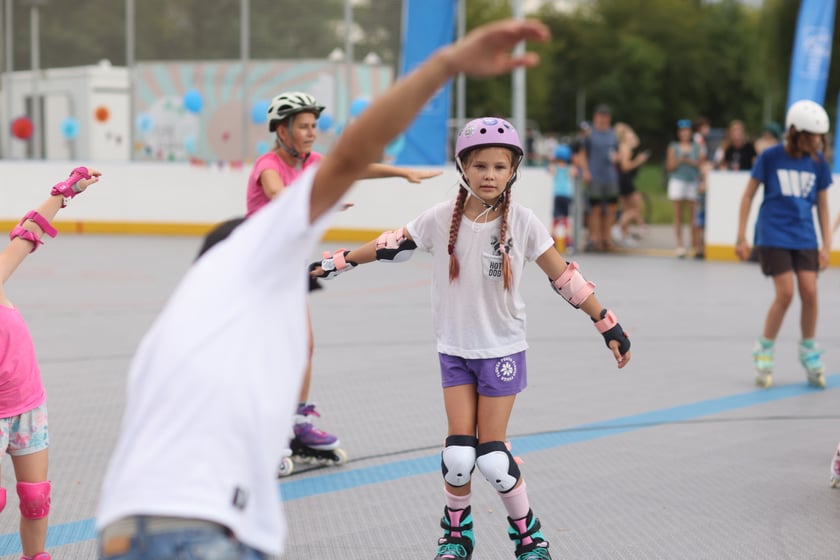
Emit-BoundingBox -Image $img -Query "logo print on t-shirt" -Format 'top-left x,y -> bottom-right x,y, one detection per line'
495,357 -> 517,382
776,169 -> 816,199
490,236 -> 512,256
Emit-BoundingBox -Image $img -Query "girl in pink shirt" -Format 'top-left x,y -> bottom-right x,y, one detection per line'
0,166 -> 101,560
246,91 -> 440,467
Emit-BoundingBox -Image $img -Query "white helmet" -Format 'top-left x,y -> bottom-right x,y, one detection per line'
267,92 -> 325,132
785,99 -> 830,134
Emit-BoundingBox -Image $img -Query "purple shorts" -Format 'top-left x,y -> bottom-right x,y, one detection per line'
439,352 -> 527,397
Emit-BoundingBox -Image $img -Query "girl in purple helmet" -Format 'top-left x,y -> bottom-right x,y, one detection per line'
311,117 -> 631,560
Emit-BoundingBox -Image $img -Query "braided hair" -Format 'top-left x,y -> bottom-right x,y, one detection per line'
447,147 -> 517,291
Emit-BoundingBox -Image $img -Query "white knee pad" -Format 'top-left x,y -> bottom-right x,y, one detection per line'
441,435 -> 478,487
476,441 -> 520,493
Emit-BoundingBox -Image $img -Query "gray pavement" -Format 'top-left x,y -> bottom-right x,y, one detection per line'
0,231 -> 838,559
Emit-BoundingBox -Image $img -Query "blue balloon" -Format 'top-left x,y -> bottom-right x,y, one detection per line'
256,140 -> 269,156
60,117 -> 79,140
251,100 -> 270,125
317,113 -> 334,132
136,113 -> 154,133
350,97 -> 370,118
183,89 -> 204,113
183,136 -> 196,154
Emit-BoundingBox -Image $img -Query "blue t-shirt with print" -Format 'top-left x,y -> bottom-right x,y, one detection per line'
751,144 -> 832,249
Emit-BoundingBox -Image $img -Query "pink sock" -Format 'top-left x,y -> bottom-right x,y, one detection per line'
500,480 -> 530,520
444,488 -> 471,511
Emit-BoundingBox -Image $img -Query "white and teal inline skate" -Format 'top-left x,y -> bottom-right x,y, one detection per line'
799,339 -> 826,389
753,338 -> 774,388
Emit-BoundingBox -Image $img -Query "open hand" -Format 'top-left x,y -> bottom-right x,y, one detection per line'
610,341 -> 631,369
76,168 -> 102,192
405,169 -> 443,184
441,19 -> 550,78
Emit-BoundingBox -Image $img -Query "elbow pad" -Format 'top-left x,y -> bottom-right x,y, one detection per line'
375,228 -> 417,263
550,261 -> 595,308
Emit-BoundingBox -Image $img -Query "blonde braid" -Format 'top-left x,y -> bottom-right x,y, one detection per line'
448,188 -> 467,283
498,193 -> 513,291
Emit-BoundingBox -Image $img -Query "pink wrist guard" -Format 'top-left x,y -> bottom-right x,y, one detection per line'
50,166 -> 91,206
593,309 -> 618,333
9,211 -> 58,253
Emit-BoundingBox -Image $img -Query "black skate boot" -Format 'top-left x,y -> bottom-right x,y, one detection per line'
434,505 -> 474,560
507,509 -> 551,560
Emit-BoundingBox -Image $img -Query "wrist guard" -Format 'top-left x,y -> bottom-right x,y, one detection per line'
50,166 -> 91,207
592,309 -> 630,355
310,249 -> 357,280
375,228 -> 417,263
9,211 -> 58,253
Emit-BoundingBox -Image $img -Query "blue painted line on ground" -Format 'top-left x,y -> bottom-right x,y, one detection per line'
0,376 -> 835,554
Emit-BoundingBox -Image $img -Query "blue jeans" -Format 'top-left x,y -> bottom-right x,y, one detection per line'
99,519 -> 267,560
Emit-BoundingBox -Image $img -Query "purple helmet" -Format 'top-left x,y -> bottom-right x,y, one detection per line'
455,118 -> 524,161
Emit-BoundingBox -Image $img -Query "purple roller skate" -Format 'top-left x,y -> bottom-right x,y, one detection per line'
289,403 -> 347,467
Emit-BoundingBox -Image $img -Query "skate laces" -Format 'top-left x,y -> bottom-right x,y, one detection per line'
435,541 -> 470,559
515,546 -> 551,560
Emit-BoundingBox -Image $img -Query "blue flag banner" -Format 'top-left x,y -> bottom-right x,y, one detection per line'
787,0 -> 836,109
396,0 -> 456,165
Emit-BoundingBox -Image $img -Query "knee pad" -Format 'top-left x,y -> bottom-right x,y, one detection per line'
476,441 -> 520,493
17,481 -> 51,519
441,435 -> 478,487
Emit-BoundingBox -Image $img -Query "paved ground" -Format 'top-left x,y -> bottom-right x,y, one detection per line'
0,228 -> 838,559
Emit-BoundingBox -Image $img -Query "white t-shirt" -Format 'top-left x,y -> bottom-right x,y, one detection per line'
96,165 -> 335,557
407,199 -> 554,359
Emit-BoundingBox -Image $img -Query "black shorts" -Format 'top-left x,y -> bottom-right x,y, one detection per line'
553,196 -> 571,219
756,247 -> 819,277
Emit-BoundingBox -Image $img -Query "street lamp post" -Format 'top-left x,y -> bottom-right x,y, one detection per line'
26,0 -> 47,159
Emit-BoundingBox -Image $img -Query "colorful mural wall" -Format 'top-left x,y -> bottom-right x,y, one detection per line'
132,60 -> 393,164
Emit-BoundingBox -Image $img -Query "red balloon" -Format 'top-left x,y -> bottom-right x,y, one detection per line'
11,117 -> 33,140
94,106 -> 110,123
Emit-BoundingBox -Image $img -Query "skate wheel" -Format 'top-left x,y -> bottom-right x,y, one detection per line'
831,477 -> 839,489
278,457 -> 295,477
333,448 -> 348,465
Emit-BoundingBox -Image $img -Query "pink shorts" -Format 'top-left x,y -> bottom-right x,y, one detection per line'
0,404 -> 49,456
439,352 -> 527,397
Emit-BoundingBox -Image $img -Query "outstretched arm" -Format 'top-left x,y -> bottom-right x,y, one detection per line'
362,164 -> 443,184
0,167 -> 101,287
310,227 -> 415,279
535,247 -> 631,369
310,18 -> 550,222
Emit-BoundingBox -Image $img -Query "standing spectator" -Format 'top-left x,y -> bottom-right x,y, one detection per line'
579,104 -> 620,251
735,99 -> 831,390
612,122 -> 650,246
548,143 -> 576,250
715,119 -> 757,171
692,117 -> 714,260
666,119 -> 706,258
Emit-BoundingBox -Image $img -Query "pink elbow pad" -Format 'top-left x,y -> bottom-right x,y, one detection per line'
9,211 -> 58,253
551,261 -> 595,308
